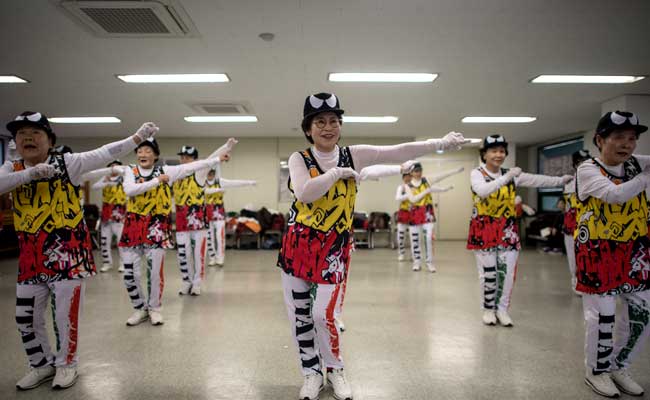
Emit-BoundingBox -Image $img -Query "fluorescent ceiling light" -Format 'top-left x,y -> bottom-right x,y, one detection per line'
184,116 -> 258,122
117,74 -> 230,83
531,75 -> 645,84
50,117 -> 121,123
0,75 -> 28,83
329,73 -> 437,83
343,116 -> 399,123
462,117 -> 537,123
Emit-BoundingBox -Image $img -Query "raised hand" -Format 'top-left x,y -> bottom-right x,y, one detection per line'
28,163 -> 56,180
134,122 -> 159,142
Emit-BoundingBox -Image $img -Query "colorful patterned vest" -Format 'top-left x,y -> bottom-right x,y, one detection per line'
12,154 -> 95,284
100,177 -> 126,223
398,185 -> 410,211
574,157 -> 650,295
119,165 -> 173,248
205,179 -> 225,222
173,173 -> 206,231
467,167 -> 518,251
278,147 -> 357,284
562,183 -> 580,236
409,178 -> 435,225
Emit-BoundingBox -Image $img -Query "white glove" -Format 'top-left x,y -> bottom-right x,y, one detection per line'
335,167 -> 361,182
400,160 -> 417,174
503,167 -> 522,182
436,131 -> 466,151
561,175 -> 574,184
111,165 -> 128,175
134,122 -> 159,141
28,163 -> 56,180
213,138 -> 239,159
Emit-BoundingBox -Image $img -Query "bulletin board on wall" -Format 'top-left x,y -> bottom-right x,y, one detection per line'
536,137 -> 585,212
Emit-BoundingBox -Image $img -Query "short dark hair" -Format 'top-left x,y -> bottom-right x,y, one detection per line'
479,145 -> 508,163
593,129 -> 640,150
300,113 -> 343,144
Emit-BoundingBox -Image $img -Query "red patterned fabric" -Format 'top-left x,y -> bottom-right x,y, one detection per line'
466,215 -> 520,251
100,203 -> 126,223
175,204 -> 207,232
396,209 -> 410,224
118,213 -> 173,249
410,204 -> 435,225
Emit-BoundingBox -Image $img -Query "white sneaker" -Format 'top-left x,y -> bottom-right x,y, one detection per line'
216,256 -> 225,267
52,366 -> 78,390
190,285 -> 201,296
150,310 -> 164,325
99,264 -> 112,272
335,317 -> 346,333
118,265 -> 125,272
299,373 -> 324,400
398,254 -> 406,262
16,365 -> 55,390
178,281 -> 192,295
482,310 -> 497,326
585,371 -> 620,398
126,309 -> 149,326
426,263 -> 436,273
327,368 -> 353,400
208,257 -> 218,266
496,310 -> 513,327
612,369 -> 644,396
412,264 -> 421,271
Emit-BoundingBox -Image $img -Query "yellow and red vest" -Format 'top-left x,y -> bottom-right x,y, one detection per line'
119,165 -> 173,248
278,147 -> 357,284
575,157 -> 650,294
205,179 -> 225,222
100,178 -> 126,223
562,184 -> 580,236
408,178 -> 435,224
467,167 -> 518,250
12,154 -> 95,283
173,173 -> 206,231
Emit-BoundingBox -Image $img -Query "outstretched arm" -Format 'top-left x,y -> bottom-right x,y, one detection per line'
289,152 -> 360,203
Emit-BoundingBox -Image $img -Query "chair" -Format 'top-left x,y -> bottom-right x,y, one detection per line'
369,212 -> 392,249
352,211 -> 371,248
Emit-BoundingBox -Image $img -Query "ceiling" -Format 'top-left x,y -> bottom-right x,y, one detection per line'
1,0 -> 649,144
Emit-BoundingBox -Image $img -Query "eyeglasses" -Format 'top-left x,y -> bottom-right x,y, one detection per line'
14,112 -> 42,122
485,135 -> 505,144
610,111 -> 639,126
312,118 -> 341,130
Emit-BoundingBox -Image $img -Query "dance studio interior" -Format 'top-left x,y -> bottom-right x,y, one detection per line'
1,1 -> 649,399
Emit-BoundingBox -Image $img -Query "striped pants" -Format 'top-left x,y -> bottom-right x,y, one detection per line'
474,249 -> 518,311
176,230 -> 207,287
206,220 -> 226,263
120,247 -> 165,311
16,280 -> 85,368
410,223 -> 435,268
100,221 -> 123,267
583,291 -> 650,374
281,271 -> 343,376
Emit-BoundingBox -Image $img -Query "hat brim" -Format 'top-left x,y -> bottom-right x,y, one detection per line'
6,120 -> 52,135
302,108 -> 345,122
482,141 -> 509,150
598,124 -> 648,135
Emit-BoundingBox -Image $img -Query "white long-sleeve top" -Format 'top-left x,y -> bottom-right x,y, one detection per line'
92,176 -> 121,190
470,164 -> 566,199
395,184 -> 410,202
289,141 -> 447,203
404,178 -> 452,203
204,178 -> 256,194
0,136 -> 138,195
577,155 -> 650,204
122,158 -> 220,198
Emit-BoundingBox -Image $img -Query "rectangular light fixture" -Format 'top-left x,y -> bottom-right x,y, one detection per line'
462,116 -> 537,123
50,117 -> 121,123
0,75 -> 28,83
117,74 -> 230,83
184,116 -> 258,122
343,116 -> 399,123
531,75 -> 645,84
329,73 -> 437,83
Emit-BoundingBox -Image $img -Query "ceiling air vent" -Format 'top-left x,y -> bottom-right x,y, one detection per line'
193,104 -> 250,115
60,1 -> 199,37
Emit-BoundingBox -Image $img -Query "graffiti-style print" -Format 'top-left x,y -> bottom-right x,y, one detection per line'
100,182 -> 126,223
575,157 -> 650,294
125,166 -> 172,216
12,155 -> 95,284
410,204 -> 435,225
278,147 -> 356,284
119,213 -> 173,249
205,180 -> 224,206
562,191 -> 580,235
206,204 -> 225,222
173,173 -> 206,231
467,167 -> 518,251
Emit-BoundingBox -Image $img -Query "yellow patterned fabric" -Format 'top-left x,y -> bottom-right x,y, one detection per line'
205,180 -> 224,206
172,173 -> 204,207
410,179 -> 432,207
102,183 -> 126,205
472,168 -> 516,219
126,166 -> 172,216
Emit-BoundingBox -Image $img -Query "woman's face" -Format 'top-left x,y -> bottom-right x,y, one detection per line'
597,129 -> 638,166
136,146 -> 156,169
411,169 -> 423,180
15,126 -> 52,164
402,174 -> 412,184
307,112 -> 341,151
484,146 -> 507,169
